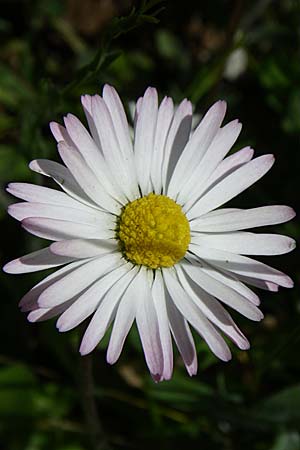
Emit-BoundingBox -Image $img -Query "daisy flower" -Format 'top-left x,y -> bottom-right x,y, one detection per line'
3,85 -> 295,381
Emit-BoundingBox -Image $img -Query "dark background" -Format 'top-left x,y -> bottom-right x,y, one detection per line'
0,1 -> 299,449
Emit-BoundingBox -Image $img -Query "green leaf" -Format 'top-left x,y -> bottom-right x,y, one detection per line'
257,385 -> 300,425
271,431 -> 300,450
0,145 -> 31,182
0,364 -> 36,417
62,0 -> 165,95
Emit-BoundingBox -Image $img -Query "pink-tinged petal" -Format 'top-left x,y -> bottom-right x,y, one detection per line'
135,269 -> 164,380
195,262 -> 260,306
28,300 -> 74,323
80,266 -> 139,355
232,274 -> 279,292
50,239 -> 117,258
162,99 -> 193,192
8,202 -> 110,227
201,146 -> 254,194
102,85 -> 133,153
29,159 -> 96,208
151,96 -> 174,194
191,231 -> 296,256
21,217 -> 112,241
188,245 -> 294,288
102,85 -> 136,162
91,95 -> 138,200
38,253 -> 123,308
57,141 -> 121,213
3,247 -> 75,274
134,87 -> 158,195
63,114 -> 126,205
102,86 -> 140,198
176,266 -> 250,350
163,268 -> 232,362
183,257 -> 264,321
19,260 -> 85,311
179,119 -> 242,207
190,205 -> 296,232
81,94 -> 102,148
49,121 -> 72,145
106,269 -> 140,364
6,182 -> 89,211
167,100 -> 226,198
133,96 -> 143,129
187,154 -> 275,219
151,270 -> 173,381
165,294 -> 197,376
57,264 -> 129,332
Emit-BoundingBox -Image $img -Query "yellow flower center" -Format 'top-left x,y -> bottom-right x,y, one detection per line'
116,193 -> 190,269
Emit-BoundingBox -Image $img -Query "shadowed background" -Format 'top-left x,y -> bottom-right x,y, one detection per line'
0,1 -> 299,449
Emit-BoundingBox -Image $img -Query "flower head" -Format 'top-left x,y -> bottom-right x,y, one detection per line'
3,85 -> 295,381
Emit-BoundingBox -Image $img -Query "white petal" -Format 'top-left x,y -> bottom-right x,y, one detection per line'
151,271 -> 173,380
165,292 -> 197,376
49,121 -> 72,144
176,265 -> 250,350
29,159 -> 96,208
201,146 -> 254,193
134,87 -> 158,194
50,239 -> 117,258
3,247 -> 75,274
19,260 -> 85,311
151,96 -> 174,194
188,244 -> 293,288
8,202 -> 111,226
57,141 -> 121,214
233,274 -> 279,292
191,231 -> 296,256
91,95 -> 138,200
135,269 -> 164,379
62,114 -> 127,204
162,99 -> 193,192
163,268 -> 232,361
194,207 -> 241,219
167,100 -> 226,198
195,261 -> 260,306
38,252 -> 123,307
21,217 -> 113,241
6,182 -> 90,211
102,85 -> 139,197
190,205 -> 296,232
28,300 -> 74,323
81,95 -> 102,148
57,263 -> 129,332
106,269 -> 141,364
102,86 -> 133,156
79,266 -> 139,355
187,154 -> 275,220
183,257 -> 264,321
180,120 -> 242,207
133,96 -> 143,129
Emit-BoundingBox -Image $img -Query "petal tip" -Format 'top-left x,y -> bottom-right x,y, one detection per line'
285,277 -> 294,288
238,339 -> 250,350
216,99 -> 227,114
6,182 -> 14,193
79,344 -> 90,356
289,207 -> 296,220
151,372 -> 162,383
2,260 -> 15,274
37,292 -> 50,308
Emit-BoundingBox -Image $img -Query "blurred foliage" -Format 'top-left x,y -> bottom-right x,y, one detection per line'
0,0 -> 299,449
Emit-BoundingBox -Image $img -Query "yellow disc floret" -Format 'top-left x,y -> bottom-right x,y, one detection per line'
116,193 -> 190,269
